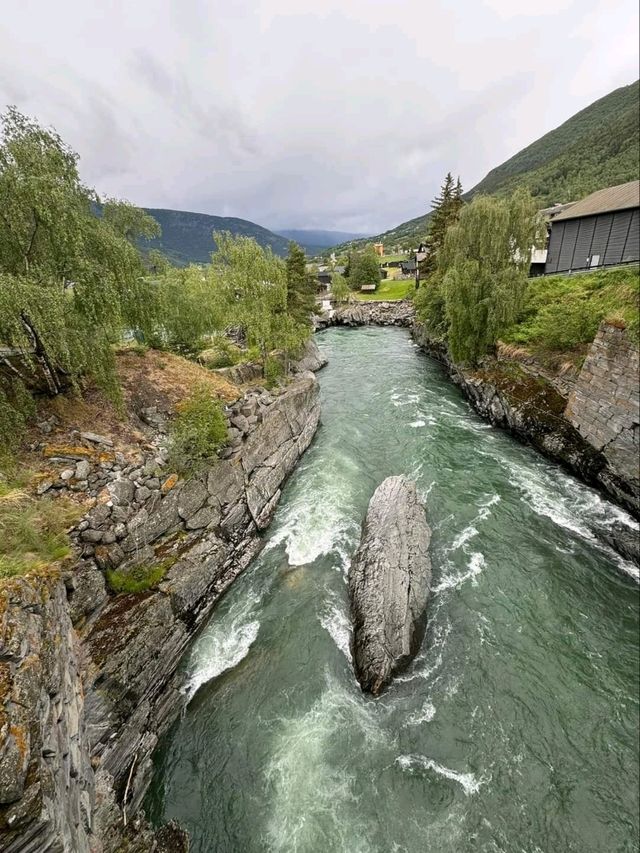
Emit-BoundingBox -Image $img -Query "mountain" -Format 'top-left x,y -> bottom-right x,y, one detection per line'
333,80 -> 640,254
275,229 -> 370,253
142,208 -> 291,265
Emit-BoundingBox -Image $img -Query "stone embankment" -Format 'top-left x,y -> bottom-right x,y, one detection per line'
315,300 -> 414,329
412,321 -> 640,561
0,368 -> 321,852
349,476 -> 431,695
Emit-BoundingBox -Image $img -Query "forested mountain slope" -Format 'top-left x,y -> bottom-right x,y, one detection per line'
142,208 -> 291,265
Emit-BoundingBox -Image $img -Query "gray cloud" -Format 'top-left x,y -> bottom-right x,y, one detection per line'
0,0 -> 637,233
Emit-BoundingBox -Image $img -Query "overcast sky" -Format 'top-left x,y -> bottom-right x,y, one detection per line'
1,1 -> 638,234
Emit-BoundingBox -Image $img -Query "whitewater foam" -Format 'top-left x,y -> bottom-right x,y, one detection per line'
395,755 -> 486,795
183,592 -> 261,701
319,593 -> 353,662
264,674 -> 386,852
434,552 -> 485,593
404,700 -> 436,726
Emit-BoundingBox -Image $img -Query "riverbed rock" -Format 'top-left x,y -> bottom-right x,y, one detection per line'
349,476 -> 431,694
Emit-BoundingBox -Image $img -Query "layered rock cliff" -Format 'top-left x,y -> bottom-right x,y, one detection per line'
0,371 -> 321,852
349,476 -> 431,695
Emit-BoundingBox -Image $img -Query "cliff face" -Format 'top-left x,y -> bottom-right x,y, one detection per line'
0,372 -> 321,852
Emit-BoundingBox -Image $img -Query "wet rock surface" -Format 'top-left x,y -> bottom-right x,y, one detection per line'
349,476 -> 431,695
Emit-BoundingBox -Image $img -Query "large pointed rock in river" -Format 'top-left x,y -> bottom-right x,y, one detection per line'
349,476 -> 431,694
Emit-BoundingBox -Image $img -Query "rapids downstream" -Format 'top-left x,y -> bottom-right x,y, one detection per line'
147,327 -> 639,853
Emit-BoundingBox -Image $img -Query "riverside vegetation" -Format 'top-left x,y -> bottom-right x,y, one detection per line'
0,107 -> 315,582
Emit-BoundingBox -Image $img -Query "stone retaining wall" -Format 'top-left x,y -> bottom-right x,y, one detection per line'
565,321 -> 639,497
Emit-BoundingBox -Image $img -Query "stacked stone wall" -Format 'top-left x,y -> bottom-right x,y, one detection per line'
565,322 -> 639,489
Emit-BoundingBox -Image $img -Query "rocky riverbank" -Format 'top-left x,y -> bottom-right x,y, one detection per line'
411,321 -> 639,562
315,300 -> 414,328
0,361 -> 321,852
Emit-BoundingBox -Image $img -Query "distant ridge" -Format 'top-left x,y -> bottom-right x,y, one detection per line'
275,228 -> 370,254
142,208 -> 291,265
333,80 -> 640,253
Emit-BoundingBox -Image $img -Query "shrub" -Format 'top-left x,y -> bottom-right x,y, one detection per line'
264,355 -> 284,388
168,385 -> 228,473
106,559 -> 173,594
199,337 -> 243,369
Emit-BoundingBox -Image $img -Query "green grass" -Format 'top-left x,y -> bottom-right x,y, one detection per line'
355,279 -> 414,301
502,265 -> 640,354
106,557 -> 175,594
0,475 -> 85,580
377,254 -> 407,265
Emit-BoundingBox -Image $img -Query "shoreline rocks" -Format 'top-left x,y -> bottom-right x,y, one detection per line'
0,371 -> 322,852
349,476 -> 431,695
316,300 -> 414,329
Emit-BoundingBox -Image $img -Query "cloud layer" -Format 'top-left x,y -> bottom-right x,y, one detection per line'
1,0 -> 637,232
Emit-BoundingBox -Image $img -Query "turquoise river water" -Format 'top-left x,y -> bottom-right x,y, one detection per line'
148,327 -> 639,853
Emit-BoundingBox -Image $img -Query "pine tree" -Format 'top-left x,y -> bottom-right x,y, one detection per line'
285,242 -> 316,327
420,172 -> 463,278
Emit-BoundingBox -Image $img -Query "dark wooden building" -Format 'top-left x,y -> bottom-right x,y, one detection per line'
545,180 -> 639,274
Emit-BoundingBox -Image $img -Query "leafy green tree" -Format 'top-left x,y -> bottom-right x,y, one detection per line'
285,241 -> 316,326
331,273 -> 350,303
101,199 -> 160,244
348,249 -> 381,291
151,264 -> 224,354
440,190 -> 545,364
209,232 -> 309,373
0,107 -> 160,441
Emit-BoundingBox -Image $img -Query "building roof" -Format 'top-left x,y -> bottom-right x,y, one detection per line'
552,180 -> 640,221
539,201 -> 576,220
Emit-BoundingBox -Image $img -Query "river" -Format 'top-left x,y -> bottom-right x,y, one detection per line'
147,326 -> 639,853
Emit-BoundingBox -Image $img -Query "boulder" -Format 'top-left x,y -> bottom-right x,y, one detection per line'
294,338 -> 328,373
349,476 -> 431,694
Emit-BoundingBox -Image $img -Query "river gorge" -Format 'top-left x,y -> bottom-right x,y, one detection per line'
146,326 -> 639,853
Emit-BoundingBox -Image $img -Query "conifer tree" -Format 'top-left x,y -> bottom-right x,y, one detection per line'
420,172 -> 464,278
285,242 -> 316,327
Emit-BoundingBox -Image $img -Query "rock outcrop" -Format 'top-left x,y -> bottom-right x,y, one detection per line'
293,338 -> 328,373
565,321 -> 639,508
0,371 -> 321,852
349,476 -> 431,695
316,300 -> 415,329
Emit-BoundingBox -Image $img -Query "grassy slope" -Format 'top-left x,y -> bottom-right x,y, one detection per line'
334,80 -> 640,254
502,266 -> 640,360
354,279 -> 413,301
0,347 -> 241,582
